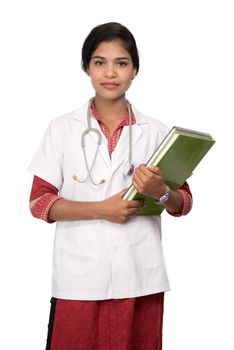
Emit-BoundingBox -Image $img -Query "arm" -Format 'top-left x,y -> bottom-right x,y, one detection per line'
132,164 -> 192,215
30,176 -> 144,224
171,181 -> 193,216
48,190 -> 144,224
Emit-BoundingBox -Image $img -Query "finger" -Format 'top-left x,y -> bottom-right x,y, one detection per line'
141,165 -> 163,179
126,207 -> 143,217
137,164 -> 153,177
132,177 -> 141,192
148,166 -> 163,177
117,188 -> 128,198
133,166 -> 149,185
132,174 -> 148,191
126,199 -> 145,208
133,172 -> 145,187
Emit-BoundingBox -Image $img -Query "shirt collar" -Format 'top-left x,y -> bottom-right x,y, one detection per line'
90,101 -> 136,128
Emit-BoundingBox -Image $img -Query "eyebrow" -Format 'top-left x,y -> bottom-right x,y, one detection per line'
92,56 -> 130,60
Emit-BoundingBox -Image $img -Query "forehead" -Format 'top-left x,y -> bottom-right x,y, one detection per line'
92,40 -> 131,58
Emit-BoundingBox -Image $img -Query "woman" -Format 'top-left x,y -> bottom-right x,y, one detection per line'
29,22 -> 192,350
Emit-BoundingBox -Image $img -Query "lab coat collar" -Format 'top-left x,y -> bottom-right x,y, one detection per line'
71,100 -> 147,170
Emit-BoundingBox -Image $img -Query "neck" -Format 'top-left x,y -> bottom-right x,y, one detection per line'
94,96 -> 128,123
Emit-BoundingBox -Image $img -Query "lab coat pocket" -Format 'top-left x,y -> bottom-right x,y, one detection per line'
128,217 -> 164,269
131,234 -> 163,269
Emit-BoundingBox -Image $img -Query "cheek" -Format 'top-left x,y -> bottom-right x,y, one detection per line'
124,78 -> 133,90
89,75 -> 100,88
88,68 -> 100,81
122,70 -> 135,86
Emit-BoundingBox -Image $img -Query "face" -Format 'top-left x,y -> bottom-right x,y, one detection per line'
87,40 -> 136,101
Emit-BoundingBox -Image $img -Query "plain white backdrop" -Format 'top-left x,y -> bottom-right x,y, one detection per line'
0,0 -> 233,349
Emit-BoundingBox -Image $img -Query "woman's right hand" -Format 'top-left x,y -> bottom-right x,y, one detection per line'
98,189 -> 144,224
48,189 -> 144,223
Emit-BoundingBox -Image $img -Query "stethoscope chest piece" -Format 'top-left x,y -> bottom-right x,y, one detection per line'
123,161 -> 134,176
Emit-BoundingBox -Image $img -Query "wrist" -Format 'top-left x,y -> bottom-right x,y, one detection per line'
155,186 -> 171,205
91,201 -> 103,220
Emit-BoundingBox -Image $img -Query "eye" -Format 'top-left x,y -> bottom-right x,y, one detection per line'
117,61 -> 128,67
94,60 -> 105,66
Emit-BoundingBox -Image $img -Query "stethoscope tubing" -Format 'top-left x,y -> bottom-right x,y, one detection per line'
76,98 -> 134,185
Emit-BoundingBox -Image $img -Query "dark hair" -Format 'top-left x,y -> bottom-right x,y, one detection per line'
81,22 -> 139,74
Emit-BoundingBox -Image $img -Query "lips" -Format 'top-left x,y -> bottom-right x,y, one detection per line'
101,82 -> 120,89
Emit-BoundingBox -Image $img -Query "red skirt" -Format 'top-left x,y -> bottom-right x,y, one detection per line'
46,293 -> 164,350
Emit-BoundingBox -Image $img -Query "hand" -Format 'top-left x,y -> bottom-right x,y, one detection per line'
100,189 -> 144,224
132,164 -> 167,200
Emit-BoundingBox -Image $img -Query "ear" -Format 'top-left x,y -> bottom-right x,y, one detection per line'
132,69 -> 137,80
85,64 -> 91,76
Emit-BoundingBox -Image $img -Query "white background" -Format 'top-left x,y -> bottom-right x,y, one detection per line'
0,0 -> 233,349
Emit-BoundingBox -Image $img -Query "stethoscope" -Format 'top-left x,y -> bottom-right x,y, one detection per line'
73,98 -> 134,185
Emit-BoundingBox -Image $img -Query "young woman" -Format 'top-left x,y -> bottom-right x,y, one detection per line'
29,22 -> 192,350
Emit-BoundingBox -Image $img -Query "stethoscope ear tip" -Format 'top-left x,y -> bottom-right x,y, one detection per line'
73,174 -> 106,185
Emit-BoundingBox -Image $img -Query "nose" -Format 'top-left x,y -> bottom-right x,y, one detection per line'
104,64 -> 117,78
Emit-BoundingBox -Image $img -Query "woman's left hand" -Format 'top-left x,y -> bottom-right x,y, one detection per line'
132,164 -> 167,200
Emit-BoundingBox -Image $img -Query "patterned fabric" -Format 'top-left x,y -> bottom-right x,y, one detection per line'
30,175 -> 58,201
30,192 -> 61,223
91,101 -> 136,156
167,182 -> 193,217
177,182 -> 193,216
47,293 -> 164,350
29,176 -> 60,223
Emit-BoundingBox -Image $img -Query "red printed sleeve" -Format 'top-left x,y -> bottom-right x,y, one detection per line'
167,181 -> 193,217
29,176 -> 62,223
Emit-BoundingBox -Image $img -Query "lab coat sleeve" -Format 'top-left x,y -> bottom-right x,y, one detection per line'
28,119 -> 64,189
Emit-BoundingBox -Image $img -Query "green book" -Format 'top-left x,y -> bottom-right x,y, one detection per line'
123,126 -> 215,215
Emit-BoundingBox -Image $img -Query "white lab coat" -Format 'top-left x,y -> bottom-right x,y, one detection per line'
28,100 -> 171,300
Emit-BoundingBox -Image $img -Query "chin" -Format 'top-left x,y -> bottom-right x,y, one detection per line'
96,91 -> 126,101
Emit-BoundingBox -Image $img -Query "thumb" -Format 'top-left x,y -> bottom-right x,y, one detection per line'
118,188 -> 128,198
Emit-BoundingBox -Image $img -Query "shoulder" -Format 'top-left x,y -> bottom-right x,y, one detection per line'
46,100 -> 89,132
